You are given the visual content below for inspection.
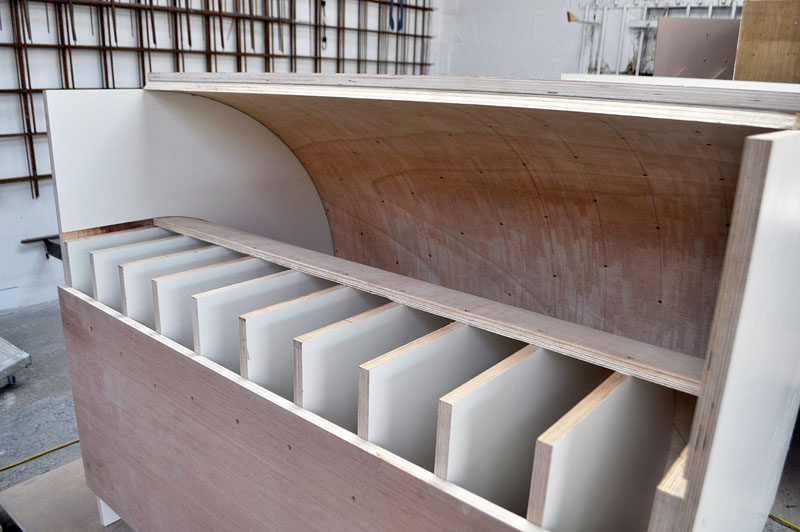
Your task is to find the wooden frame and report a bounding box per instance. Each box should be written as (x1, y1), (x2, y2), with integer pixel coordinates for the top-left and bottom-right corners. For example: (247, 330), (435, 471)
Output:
(49, 75), (800, 531)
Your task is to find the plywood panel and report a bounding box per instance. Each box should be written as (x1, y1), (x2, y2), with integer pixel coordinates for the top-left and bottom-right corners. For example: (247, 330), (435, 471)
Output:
(89, 236), (203, 311)
(153, 257), (283, 348)
(192, 271), (333, 372)
(156, 84), (776, 359)
(653, 17), (740, 79)
(734, 0), (800, 83)
(681, 131), (800, 529)
(59, 286), (541, 532)
(119, 246), (241, 329)
(648, 447), (688, 532)
(44, 90), (333, 254)
(528, 374), (673, 532)
(435, 347), (607, 515)
(240, 286), (387, 400)
(156, 217), (705, 395)
(295, 303), (450, 432)
(63, 226), (172, 294)
(359, 324), (524, 471)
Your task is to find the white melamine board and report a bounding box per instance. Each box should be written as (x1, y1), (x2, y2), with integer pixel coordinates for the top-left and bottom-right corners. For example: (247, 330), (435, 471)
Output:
(436, 347), (608, 516)
(153, 257), (283, 348)
(295, 303), (450, 432)
(63, 226), (172, 294)
(240, 286), (387, 400)
(358, 323), (525, 471)
(192, 271), (333, 372)
(688, 131), (800, 530)
(45, 90), (333, 254)
(90, 236), (203, 311)
(120, 246), (241, 329)
(529, 373), (673, 532)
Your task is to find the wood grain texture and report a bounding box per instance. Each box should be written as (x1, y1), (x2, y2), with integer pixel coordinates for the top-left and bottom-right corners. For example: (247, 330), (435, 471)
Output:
(238, 285), (386, 400)
(155, 217), (705, 395)
(648, 446), (688, 532)
(528, 373), (674, 532)
(358, 324), (524, 471)
(59, 286), (541, 532)
(435, 346), (607, 516)
(734, 0), (800, 83)
(680, 131), (800, 529)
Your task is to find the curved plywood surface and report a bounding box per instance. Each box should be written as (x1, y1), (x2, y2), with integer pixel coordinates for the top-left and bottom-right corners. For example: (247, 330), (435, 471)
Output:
(146, 76), (787, 358)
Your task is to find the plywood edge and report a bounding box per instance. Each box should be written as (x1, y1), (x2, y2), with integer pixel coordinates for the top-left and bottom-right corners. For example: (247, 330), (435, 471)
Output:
(60, 219), (155, 242)
(192, 269), (296, 301)
(434, 400), (453, 479)
(357, 365), (369, 440)
(240, 284), (344, 322)
(239, 316), (249, 379)
(153, 217), (704, 395)
(439, 345), (539, 406)
(358, 322), (463, 372)
(150, 256), (254, 284)
(536, 372), (627, 448)
(648, 446), (688, 532)
(292, 338), (303, 405)
(294, 301), (401, 344)
(58, 285), (543, 532)
(144, 78), (798, 129)
(147, 72), (800, 112)
(527, 441), (553, 524)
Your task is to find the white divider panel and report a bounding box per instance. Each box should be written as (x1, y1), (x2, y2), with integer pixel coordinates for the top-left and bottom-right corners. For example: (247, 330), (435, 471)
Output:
(648, 446), (688, 532)
(153, 257), (284, 348)
(239, 286), (387, 400)
(295, 303), (450, 432)
(192, 271), (333, 372)
(120, 246), (241, 329)
(435, 346), (608, 516)
(358, 323), (524, 471)
(64, 226), (172, 294)
(528, 373), (673, 532)
(90, 236), (203, 311)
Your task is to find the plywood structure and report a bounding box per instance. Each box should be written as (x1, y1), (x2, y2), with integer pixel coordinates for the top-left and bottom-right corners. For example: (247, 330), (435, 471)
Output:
(295, 303), (450, 432)
(47, 75), (800, 532)
(734, 0), (800, 83)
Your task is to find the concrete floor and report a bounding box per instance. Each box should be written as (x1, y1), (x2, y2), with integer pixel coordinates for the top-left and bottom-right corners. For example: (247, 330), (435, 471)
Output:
(0, 300), (797, 531)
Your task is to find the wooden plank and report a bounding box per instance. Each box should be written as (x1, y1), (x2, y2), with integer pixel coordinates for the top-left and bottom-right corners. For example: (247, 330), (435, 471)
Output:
(192, 271), (333, 372)
(239, 286), (387, 400)
(59, 286), (541, 532)
(734, 0), (800, 83)
(89, 236), (203, 311)
(153, 257), (283, 348)
(527, 373), (673, 531)
(119, 246), (241, 329)
(648, 447), (688, 532)
(62, 226), (172, 294)
(680, 130), (800, 529)
(155, 217), (705, 395)
(43, 90), (333, 254)
(148, 72), (800, 113)
(435, 346), (608, 516)
(295, 303), (450, 432)
(358, 324), (524, 471)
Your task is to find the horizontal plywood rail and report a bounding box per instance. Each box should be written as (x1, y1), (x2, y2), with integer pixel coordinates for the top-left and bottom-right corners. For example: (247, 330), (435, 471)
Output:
(154, 217), (704, 395)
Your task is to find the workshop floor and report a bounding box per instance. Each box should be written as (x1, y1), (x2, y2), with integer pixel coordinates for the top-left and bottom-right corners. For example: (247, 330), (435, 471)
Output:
(0, 300), (797, 531)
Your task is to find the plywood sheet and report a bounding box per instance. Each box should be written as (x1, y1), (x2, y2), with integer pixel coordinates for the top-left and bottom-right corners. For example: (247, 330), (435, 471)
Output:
(654, 17), (740, 79)
(735, 0), (800, 83)
(59, 286), (540, 532)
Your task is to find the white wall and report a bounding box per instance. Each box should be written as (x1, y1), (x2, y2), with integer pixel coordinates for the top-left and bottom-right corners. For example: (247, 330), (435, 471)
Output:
(0, 181), (64, 311)
(431, 0), (584, 79)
